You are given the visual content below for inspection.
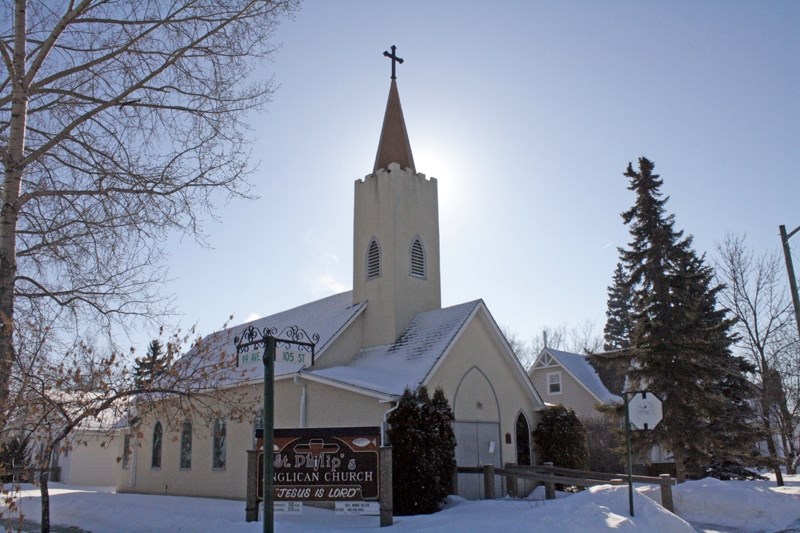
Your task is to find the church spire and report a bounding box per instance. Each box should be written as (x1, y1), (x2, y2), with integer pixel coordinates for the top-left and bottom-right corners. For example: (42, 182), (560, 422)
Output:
(373, 46), (415, 174)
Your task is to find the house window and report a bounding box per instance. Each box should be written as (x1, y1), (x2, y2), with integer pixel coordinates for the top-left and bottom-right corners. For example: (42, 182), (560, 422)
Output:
(122, 434), (131, 470)
(180, 420), (192, 469)
(515, 413), (532, 466)
(547, 372), (562, 395)
(410, 237), (426, 278)
(366, 238), (381, 280)
(213, 419), (226, 469)
(151, 421), (163, 468)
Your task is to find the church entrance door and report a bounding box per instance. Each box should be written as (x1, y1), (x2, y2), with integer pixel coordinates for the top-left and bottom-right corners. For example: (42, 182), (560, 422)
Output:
(453, 421), (502, 500)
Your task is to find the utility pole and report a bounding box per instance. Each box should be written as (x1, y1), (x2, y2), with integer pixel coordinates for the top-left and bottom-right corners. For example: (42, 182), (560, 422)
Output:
(779, 224), (800, 341)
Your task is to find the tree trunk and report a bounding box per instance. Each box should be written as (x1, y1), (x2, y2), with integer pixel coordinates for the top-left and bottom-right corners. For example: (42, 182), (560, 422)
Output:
(672, 444), (686, 484)
(761, 410), (784, 486)
(0, 0), (29, 417)
(39, 468), (50, 533)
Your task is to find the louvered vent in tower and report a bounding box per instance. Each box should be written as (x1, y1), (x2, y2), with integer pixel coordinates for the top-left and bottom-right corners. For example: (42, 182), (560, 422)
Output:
(367, 238), (381, 280)
(410, 237), (425, 278)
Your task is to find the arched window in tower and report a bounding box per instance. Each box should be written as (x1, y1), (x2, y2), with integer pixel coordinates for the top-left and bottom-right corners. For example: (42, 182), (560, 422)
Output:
(366, 238), (381, 280)
(515, 413), (532, 466)
(410, 236), (426, 278)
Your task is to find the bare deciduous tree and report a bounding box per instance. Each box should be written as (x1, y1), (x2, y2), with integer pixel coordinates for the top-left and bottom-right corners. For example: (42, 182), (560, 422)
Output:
(5, 317), (252, 532)
(716, 233), (800, 474)
(530, 320), (602, 357)
(0, 0), (299, 416)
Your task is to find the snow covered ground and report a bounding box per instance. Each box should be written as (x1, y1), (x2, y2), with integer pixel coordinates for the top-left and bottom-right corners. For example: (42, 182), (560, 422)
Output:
(2, 474), (799, 532)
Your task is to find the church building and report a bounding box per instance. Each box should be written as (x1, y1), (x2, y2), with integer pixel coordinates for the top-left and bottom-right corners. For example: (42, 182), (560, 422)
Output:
(116, 50), (544, 501)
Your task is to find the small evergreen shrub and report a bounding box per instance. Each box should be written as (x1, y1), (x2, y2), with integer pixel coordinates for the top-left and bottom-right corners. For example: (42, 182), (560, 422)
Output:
(533, 405), (588, 470)
(387, 386), (456, 515)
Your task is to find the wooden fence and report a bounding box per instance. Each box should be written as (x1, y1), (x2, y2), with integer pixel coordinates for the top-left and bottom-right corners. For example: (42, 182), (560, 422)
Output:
(457, 462), (675, 513)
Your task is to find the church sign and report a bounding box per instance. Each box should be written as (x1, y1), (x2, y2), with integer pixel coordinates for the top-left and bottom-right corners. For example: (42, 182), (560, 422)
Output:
(264, 426), (381, 502)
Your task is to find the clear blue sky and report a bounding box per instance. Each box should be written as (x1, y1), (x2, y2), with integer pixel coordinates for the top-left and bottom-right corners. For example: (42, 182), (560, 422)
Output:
(152, 1), (799, 352)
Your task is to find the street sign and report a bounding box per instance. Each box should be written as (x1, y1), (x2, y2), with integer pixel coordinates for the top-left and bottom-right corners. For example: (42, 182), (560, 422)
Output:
(627, 391), (663, 430)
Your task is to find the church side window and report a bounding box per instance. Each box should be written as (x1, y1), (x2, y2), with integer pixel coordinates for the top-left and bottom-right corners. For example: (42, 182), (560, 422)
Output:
(151, 421), (163, 468)
(122, 434), (131, 470)
(180, 419), (192, 469)
(515, 413), (532, 466)
(366, 238), (381, 280)
(410, 237), (426, 278)
(547, 372), (562, 395)
(212, 419), (226, 469)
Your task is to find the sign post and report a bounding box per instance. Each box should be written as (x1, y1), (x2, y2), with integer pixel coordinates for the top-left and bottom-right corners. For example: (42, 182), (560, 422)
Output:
(623, 390), (663, 517)
(235, 325), (318, 533)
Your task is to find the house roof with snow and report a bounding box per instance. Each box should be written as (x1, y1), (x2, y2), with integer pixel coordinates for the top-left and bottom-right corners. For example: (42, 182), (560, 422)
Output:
(533, 347), (622, 405)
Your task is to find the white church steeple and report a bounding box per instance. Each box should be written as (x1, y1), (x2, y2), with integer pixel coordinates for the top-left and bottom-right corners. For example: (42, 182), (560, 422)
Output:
(353, 47), (441, 347)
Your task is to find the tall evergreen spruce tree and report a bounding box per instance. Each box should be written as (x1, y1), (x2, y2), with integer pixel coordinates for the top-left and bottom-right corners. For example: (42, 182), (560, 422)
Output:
(388, 386), (456, 515)
(430, 388), (457, 501)
(133, 339), (169, 388)
(618, 157), (760, 482)
(593, 262), (636, 396)
(603, 262), (634, 352)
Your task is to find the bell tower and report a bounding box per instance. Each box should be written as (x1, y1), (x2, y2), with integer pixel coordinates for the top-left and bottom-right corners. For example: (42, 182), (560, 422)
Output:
(353, 47), (441, 347)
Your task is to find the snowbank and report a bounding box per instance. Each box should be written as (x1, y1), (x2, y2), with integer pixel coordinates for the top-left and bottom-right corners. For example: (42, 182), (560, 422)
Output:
(2, 476), (799, 532)
(672, 477), (800, 532)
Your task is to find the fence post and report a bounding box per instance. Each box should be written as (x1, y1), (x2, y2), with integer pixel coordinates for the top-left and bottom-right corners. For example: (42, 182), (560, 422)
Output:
(482, 464), (496, 500)
(505, 463), (516, 498)
(452, 464), (459, 495)
(545, 479), (555, 500)
(245, 450), (258, 522)
(659, 474), (674, 513)
(380, 446), (393, 527)
(543, 462), (555, 500)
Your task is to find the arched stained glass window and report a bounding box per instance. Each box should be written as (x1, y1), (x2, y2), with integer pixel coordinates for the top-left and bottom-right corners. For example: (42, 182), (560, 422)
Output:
(180, 419), (192, 469)
(515, 413), (531, 466)
(213, 419), (226, 469)
(367, 238), (381, 280)
(410, 237), (425, 278)
(151, 421), (163, 468)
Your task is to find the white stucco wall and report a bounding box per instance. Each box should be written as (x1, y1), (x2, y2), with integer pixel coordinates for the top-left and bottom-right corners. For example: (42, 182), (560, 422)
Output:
(60, 430), (119, 486)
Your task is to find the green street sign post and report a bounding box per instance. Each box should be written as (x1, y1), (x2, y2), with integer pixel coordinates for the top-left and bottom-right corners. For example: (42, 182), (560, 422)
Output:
(235, 325), (318, 533)
(623, 390), (663, 518)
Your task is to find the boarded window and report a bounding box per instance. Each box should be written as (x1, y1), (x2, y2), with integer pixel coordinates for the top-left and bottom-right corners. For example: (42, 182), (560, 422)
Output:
(180, 420), (192, 469)
(151, 422), (163, 468)
(410, 237), (425, 278)
(367, 238), (381, 280)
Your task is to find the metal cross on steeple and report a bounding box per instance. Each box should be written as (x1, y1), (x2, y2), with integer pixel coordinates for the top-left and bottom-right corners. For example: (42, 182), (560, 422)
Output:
(383, 45), (404, 80)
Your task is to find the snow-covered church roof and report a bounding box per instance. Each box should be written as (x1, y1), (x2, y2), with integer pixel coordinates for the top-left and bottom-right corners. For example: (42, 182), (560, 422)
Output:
(304, 299), (481, 398)
(176, 292), (487, 400)
(176, 292), (366, 389)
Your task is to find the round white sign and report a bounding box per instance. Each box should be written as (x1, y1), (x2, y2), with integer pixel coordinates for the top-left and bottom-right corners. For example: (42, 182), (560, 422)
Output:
(627, 391), (663, 430)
